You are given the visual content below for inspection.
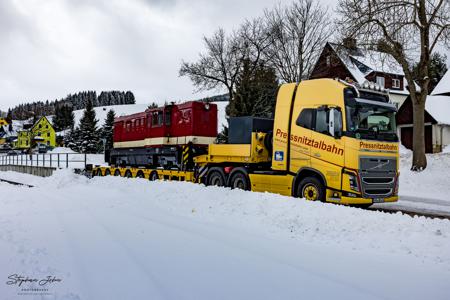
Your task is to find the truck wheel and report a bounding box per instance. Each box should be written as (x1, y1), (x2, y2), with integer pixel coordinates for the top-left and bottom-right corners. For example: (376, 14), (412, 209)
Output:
(230, 172), (250, 191)
(207, 170), (226, 187)
(125, 170), (132, 178)
(114, 169), (121, 176)
(96, 169), (103, 177)
(105, 169), (111, 176)
(136, 171), (144, 178)
(297, 177), (325, 201)
(149, 171), (159, 181)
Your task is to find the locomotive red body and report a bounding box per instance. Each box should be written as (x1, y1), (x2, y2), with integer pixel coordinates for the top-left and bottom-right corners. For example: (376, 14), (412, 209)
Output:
(108, 101), (218, 169)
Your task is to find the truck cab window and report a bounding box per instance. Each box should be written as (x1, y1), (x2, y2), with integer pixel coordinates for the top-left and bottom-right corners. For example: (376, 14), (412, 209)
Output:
(315, 110), (328, 134)
(296, 109), (313, 129)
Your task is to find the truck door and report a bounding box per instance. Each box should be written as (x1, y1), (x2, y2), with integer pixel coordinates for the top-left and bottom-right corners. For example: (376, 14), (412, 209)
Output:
(289, 107), (313, 173)
(309, 107), (344, 190)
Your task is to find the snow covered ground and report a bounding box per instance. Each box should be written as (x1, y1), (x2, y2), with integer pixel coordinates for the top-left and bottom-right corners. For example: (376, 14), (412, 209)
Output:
(372, 149), (450, 215)
(0, 170), (449, 299)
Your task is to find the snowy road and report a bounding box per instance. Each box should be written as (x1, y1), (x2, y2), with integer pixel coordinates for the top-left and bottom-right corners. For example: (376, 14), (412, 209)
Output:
(1, 171), (450, 299)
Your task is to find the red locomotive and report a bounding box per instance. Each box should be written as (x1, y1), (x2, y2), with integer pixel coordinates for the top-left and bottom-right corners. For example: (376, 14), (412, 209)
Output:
(108, 101), (218, 169)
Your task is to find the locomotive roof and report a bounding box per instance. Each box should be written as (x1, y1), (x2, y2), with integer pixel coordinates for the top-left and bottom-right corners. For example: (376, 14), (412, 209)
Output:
(114, 100), (215, 122)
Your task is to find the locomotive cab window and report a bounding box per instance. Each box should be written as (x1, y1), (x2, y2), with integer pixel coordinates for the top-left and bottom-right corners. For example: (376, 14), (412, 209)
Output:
(165, 108), (172, 126)
(152, 111), (163, 127)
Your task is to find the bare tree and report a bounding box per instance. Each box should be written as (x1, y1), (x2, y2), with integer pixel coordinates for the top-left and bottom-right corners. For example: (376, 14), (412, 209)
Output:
(264, 0), (332, 82)
(179, 28), (242, 102)
(179, 18), (273, 102)
(337, 0), (450, 171)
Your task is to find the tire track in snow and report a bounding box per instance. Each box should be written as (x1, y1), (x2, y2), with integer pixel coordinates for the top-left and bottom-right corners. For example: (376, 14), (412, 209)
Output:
(116, 205), (389, 300)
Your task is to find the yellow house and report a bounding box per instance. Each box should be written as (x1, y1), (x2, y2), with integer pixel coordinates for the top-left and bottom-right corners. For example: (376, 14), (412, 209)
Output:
(0, 118), (9, 126)
(30, 116), (56, 148)
(15, 131), (31, 149)
(13, 116), (56, 150)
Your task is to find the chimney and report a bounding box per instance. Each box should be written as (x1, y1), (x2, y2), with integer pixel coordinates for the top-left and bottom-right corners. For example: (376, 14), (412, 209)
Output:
(343, 37), (357, 50)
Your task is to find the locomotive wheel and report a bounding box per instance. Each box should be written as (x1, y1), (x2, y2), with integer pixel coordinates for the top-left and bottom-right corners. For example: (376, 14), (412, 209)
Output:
(207, 170), (226, 187)
(114, 169), (121, 176)
(136, 171), (144, 178)
(125, 170), (132, 178)
(149, 171), (159, 181)
(297, 177), (325, 201)
(105, 169), (111, 176)
(230, 172), (250, 191)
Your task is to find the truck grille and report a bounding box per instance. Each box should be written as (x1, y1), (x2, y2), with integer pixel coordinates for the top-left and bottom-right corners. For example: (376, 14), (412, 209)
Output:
(359, 157), (397, 198)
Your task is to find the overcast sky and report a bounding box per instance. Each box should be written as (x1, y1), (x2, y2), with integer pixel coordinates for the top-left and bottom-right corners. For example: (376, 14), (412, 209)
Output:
(0, 0), (448, 111)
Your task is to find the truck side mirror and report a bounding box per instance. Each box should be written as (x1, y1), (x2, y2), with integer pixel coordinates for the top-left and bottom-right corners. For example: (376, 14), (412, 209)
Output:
(328, 108), (342, 138)
(328, 108), (335, 137)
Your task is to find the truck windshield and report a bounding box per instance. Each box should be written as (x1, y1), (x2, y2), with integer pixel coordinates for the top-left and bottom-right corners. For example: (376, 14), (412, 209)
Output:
(345, 99), (398, 142)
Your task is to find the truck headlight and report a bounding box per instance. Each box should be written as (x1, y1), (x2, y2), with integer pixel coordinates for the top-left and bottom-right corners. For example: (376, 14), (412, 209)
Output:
(349, 174), (360, 192)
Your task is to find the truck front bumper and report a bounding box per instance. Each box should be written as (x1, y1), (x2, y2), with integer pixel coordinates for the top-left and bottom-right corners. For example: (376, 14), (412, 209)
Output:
(332, 195), (398, 205)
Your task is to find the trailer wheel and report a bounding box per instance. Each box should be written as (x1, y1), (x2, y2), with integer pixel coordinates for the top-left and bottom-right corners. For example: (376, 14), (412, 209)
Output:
(114, 169), (121, 176)
(297, 177), (325, 201)
(136, 171), (144, 178)
(230, 172), (250, 191)
(149, 171), (159, 181)
(105, 169), (111, 176)
(125, 170), (132, 178)
(207, 169), (226, 187)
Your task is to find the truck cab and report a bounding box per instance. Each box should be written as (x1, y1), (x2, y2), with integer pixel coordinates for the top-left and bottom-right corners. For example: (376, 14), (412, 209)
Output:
(271, 79), (399, 205)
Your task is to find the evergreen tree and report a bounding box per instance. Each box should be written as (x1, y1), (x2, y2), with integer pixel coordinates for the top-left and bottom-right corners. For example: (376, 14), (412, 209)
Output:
(77, 99), (101, 153)
(101, 109), (116, 150)
(148, 102), (159, 109)
(413, 52), (448, 95)
(227, 59), (278, 118)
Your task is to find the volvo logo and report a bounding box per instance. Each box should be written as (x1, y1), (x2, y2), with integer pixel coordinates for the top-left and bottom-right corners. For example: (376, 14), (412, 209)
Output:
(369, 160), (390, 170)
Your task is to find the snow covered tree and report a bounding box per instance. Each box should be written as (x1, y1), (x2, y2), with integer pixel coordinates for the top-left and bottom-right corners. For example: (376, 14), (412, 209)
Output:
(77, 99), (101, 153)
(101, 109), (116, 151)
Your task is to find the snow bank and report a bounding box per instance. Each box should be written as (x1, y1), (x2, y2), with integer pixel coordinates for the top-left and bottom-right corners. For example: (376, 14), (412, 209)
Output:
(0, 170), (449, 299)
(399, 151), (450, 202)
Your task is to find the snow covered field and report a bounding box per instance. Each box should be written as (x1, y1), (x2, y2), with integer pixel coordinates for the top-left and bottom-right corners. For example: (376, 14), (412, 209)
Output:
(0, 170), (449, 299)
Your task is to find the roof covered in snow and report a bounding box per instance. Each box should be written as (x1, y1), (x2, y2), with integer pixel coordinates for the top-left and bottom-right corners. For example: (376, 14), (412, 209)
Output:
(426, 95), (450, 125)
(328, 43), (409, 95)
(431, 70), (450, 96)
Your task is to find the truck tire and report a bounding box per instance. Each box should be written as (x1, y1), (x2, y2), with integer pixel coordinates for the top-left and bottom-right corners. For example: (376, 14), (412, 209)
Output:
(105, 169), (111, 176)
(136, 171), (145, 178)
(96, 169), (103, 177)
(297, 177), (325, 201)
(125, 170), (132, 178)
(207, 169), (226, 187)
(149, 171), (159, 181)
(114, 169), (121, 176)
(230, 172), (250, 191)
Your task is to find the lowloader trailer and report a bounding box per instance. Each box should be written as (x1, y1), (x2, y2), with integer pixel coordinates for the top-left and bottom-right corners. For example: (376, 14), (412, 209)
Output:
(92, 79), (399, 207)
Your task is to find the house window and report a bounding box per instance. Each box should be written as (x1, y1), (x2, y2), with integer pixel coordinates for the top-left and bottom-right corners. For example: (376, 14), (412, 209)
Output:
(392, 78), (401, 88)
(39, 124), (42, 128)
(326, 56), (331, 67)
(46, 125), (48, 129)
(47, 133), (50, 137)
(376, 76), (385, 88)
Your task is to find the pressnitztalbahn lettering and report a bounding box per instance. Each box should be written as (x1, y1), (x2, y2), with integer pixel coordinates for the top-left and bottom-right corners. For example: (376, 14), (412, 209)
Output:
(275, 129), (344, 156)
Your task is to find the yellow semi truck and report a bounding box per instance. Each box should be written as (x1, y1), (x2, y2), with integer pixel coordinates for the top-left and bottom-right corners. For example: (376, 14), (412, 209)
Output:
(93, 78), (399, 207)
